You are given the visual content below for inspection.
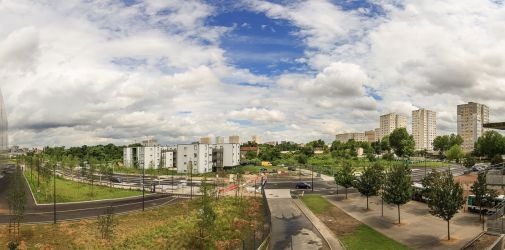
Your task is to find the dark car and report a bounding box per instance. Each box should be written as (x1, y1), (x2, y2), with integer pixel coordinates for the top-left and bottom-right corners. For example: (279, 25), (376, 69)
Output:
(287, 166), (295, 171)
(259, 168), (268, 172)
(110, 176), (123, 183)
(295, 182), (312, 189)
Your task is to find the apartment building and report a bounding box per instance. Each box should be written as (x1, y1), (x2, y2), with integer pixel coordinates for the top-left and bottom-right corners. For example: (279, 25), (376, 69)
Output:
(379, 113), (407, 139)
(251, 135), (260, 144)
(335, 132), (367, 143)
(123, 145), (177, 169)
(365, 130), (376, 143)
(457, 102), (489, 152)
(229, 135), (240, 144)
(199, 136), (211, 144)
(215, 136), (224, 144)
(412, 109), (437, 151)
(176, 143), (240, 174)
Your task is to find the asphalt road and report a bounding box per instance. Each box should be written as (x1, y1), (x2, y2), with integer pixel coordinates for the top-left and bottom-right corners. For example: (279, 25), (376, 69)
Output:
(0, 193), (186, 224)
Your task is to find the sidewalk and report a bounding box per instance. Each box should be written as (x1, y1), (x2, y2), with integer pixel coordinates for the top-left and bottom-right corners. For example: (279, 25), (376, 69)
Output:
(265, 189), (329, 250)
(325, 193), (482, 250)
(293, 198), (344, 250)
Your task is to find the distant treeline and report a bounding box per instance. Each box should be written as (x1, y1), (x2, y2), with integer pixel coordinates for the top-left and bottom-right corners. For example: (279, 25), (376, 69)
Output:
(38, 144), (124, 162)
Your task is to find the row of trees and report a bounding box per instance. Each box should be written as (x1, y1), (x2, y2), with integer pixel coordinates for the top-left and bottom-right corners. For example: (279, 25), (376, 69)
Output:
(335, 162), (466, 240)
(40, 144), (123, 163)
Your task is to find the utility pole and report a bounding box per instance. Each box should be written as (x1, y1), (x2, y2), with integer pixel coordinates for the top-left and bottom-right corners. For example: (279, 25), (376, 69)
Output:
(189, 161), (193, 200)
(311, 165), (314, 192)
(53, 163), (57, 224)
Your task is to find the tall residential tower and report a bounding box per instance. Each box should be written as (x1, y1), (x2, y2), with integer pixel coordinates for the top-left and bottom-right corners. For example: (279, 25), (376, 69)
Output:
(412, 109), (437, 151)
(379, 113), (407, 140)
(457, 102), (489, 152)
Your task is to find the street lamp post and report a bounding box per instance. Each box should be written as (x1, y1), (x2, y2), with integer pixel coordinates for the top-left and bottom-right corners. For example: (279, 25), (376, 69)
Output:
(142, 163), (145, 211)
(311, 165), (314, 192)
(53, 163), (57, 224)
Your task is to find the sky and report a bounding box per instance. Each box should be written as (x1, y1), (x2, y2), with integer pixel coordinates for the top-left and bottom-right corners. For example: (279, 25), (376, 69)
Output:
(1, 0), (505, 148)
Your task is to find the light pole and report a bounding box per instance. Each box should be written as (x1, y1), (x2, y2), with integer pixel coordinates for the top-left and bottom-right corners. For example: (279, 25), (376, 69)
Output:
(53, 162), (57, 224)
(311, 165), (314, 192)
(142, 162), (145, 211)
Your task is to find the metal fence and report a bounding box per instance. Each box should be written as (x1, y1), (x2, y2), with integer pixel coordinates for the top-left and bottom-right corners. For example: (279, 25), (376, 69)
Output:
(239, 187), (271, 250)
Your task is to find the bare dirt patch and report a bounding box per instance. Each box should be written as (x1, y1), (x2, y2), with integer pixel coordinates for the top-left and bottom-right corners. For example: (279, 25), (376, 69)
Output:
(318, 205), (361, 237)
(463, 233), (500, 250)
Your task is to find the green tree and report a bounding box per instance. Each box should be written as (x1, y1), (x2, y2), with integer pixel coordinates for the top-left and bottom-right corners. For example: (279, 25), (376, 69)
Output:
(491, 155), (504, 166)
(433, 134), (463, 157)
(444, 144), (464, 163)
(463, 155), (476, 168)
(383, 164), (413, 224)
(197, 178), (217, 247)
(334, 162), (355, 199)
(380, 135), (391, 153)
(7, 166), (26, 239)
(423, 171), (465, 240)
(296, 153), (308, 165)
(355, 162), (384, 209)
(471, 171), (496, 221)
(97, 206), (117, 241)
(474, 131), (505, 158)
(389, 128), (415, 158)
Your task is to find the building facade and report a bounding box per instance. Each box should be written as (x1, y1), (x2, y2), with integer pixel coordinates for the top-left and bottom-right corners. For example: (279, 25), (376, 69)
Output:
(412, 109), (437, 151)
(123, 145), (177, 169)
(364, 130), (376, 143)
(335, 133), (367, 143)
(379, 113), (407, 140)
(0, 88), (7, 152)
(251, 135), (260, 144)
(199, 136), (211, 144)
(215, 136), (224, 144)
(229, 135), (240, 144)
(176, 143), (240, 174)
(457, 102), (489, 152)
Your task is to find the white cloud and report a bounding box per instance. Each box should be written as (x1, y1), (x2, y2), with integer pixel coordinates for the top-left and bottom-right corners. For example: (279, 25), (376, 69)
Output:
(229, 108), (286, 123)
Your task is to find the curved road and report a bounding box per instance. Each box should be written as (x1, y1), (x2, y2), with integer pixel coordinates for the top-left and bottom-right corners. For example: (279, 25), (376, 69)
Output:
(0, 171), (188, 224)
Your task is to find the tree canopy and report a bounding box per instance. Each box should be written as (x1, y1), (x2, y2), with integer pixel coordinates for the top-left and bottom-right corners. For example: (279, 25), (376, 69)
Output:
(383, 164), (413, 224)
(335, 162), (355, 199)
(433, 134), (463, 156)
(474, 131), (505, 159)
(388, 128), (415, 158)
(444, 144), (465, 163)
(355, 162), (384, 209)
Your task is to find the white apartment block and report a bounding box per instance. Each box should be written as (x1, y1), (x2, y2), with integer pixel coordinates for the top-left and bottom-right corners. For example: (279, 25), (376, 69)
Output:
(123, 145), (177, 169)
(176, 143), (241, 174)
(374, 128), (381, 142)
(335, 133), (367, 143)
(199, 136), (211, 144)
(379, 113), (407, 140)
(177, 144), (214, 174)
(412, 109), (437, 151)
(457, 102), (489, 152)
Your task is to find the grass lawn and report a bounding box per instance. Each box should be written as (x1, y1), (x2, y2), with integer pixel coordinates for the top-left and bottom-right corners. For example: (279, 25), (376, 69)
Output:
(340, 224), (411, 250)
(0, 197), (266, 249)
(301, 194), (411, 250)
(25, 171), (142, 203)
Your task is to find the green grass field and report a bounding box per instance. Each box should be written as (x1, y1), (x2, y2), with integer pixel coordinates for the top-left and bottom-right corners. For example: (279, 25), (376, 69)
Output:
(25, 171), (142, 203)
(340, 224), (411, 250)
(0, 197), (265, 249)
(300, 194), (333, 214)
(301, 195), (411, 250)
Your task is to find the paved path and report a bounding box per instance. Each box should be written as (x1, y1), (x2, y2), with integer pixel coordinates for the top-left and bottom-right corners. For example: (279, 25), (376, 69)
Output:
(265, 189), (329, 250)
(325, 193), (482, 250)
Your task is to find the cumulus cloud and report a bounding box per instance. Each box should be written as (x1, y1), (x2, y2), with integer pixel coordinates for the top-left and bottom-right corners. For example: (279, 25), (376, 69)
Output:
(229, 108), (286, 123)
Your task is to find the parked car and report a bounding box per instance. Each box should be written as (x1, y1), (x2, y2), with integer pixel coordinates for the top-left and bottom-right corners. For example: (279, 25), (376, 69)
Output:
(270, 169), (277, 173)
(472, 165), (485, 172)
(295, 182), (311, 189)
(259, 168), (268, 172)
(110, 176), (123, 183)
(287, 166), (295, 171)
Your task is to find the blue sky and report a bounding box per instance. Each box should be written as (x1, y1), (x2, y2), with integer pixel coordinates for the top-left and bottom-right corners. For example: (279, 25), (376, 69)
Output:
(2, 0), (505, 147)
(208, 9), (306, 75)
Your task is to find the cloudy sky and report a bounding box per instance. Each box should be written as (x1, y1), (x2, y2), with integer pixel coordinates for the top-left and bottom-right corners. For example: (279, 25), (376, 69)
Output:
(1, 0), (505, 147)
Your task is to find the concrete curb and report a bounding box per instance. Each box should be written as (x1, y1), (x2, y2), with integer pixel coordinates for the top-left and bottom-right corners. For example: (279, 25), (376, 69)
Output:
(293, 198), (345, 250)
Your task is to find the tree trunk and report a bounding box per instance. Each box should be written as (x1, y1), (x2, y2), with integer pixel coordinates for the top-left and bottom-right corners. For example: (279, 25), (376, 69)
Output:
(381, 196), (384, 216)
(397, 204), (401, 224)
(366, 196), (369, 210)
(345, 188), (348, 199)
(447, 220), (450, 240)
